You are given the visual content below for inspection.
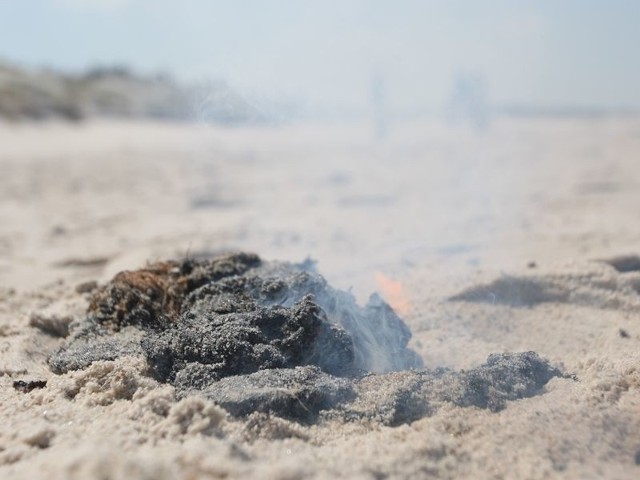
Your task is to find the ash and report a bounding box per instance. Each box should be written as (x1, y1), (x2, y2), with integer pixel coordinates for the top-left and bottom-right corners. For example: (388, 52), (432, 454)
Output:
(49, 253), (563, 423)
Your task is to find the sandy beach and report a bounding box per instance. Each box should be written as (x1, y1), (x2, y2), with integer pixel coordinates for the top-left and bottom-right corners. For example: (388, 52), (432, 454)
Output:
(1, 117), (639, 479)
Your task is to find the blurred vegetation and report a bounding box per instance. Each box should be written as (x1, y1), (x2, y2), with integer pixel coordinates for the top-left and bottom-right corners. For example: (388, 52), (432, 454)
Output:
(0, 60), (264, 124)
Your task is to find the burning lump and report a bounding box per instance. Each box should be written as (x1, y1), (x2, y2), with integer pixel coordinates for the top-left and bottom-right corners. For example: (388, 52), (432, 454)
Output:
(51, 253), (421, 377)
(49, 253), (564, 423)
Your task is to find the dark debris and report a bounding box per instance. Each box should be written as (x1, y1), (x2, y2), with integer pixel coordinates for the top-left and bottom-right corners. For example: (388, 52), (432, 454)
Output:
(48, 252), (564, 424)
(13, 380), (47, 393)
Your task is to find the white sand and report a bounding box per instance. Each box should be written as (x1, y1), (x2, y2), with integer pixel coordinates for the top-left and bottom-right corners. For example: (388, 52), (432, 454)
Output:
(0, 118), (639, 479)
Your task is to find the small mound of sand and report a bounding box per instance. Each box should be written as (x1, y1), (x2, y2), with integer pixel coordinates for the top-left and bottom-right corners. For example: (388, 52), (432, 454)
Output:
(449, 265), (640, 310)
(600, 254), (640, 273)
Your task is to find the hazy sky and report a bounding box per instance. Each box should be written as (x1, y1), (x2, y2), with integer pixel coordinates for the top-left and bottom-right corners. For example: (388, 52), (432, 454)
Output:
(1, 0), (639, 113)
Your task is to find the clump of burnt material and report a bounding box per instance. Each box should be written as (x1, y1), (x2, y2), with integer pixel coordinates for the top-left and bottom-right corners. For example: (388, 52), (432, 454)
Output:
(338, 351), (564, 426)
(449, 351), (563, 411)
(49, 252), (564, 424)
(144, 294), (355, 385)
(51, 253), (419, 380)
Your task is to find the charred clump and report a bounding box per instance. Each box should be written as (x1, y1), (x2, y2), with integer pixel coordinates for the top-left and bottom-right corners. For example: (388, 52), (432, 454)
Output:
(51, 253), (421, 380)
(143, 294), (356, 386)
(48, 252), (564, 424)
(451, 351), (564, 411)
(334, 351), (564, 426)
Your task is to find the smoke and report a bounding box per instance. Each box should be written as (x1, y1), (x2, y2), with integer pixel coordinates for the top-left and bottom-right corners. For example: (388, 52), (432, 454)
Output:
(250, 260), (423, 373)
(3, 1), (640, 124)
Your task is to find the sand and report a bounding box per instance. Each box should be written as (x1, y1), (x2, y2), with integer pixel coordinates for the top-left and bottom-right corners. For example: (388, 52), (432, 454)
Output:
(0, 117), (639, 479)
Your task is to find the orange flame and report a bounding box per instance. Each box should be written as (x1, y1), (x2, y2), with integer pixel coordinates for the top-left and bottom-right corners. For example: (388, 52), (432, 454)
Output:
(374, 271), (411, 316)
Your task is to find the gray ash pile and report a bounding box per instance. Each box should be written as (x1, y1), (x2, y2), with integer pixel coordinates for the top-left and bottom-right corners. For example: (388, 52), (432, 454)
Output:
(49, 253), (564, 423)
